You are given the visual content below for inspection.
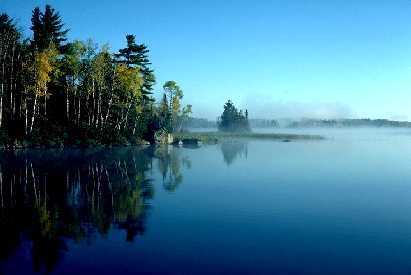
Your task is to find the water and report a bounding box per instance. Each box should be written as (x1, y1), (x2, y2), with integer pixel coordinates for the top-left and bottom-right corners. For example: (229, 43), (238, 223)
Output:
(1, 128), (411, 274)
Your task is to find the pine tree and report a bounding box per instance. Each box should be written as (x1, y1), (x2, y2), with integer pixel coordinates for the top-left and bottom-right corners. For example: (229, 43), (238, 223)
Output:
(30, 7), (43, 51)
(30, 5), (68, 51)
(115, 35), (155, 101)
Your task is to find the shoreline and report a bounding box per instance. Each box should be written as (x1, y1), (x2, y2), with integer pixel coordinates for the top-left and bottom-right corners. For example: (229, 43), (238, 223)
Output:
(173, 131), (325, 144)
(0, 132), (324, 150)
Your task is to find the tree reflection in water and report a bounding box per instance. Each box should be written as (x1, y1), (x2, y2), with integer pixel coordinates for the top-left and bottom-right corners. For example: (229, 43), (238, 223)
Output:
(155, 145), (191, 192)
(0, 143), (251, 273)
(220, 141), (248, 166)
(0, 146), (182, 273)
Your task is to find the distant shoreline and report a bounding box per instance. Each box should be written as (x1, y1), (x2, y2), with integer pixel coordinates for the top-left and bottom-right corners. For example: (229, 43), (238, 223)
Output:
(184, 118), (411, 129)
(173, 131), (324, 144)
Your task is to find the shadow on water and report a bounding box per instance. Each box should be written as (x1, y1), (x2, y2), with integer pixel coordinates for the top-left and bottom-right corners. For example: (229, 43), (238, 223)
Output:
(0, 146), (191, 273)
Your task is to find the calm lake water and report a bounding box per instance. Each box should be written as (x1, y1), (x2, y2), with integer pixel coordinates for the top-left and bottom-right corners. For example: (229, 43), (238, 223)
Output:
(1, 128), (411, 275)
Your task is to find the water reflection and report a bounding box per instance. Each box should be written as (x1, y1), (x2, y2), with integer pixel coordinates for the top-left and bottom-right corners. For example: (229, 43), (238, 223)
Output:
(220, 141), (248, 166)
(0, 147), (186, 273)
(0, 143), (248, 273)
(155, 146), (191, 192)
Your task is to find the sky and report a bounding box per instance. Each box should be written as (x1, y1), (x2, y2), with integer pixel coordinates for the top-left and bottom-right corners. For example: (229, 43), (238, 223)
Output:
(2, 0), (411, 120)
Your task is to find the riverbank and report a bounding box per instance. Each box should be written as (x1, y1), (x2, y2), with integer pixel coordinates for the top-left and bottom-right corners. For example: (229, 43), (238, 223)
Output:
(0, 131), (324, 150)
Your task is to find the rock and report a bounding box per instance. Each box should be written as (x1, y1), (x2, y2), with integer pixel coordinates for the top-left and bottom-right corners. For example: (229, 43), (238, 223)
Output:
(154, 130), (174, 144)
(181, 138), (199, 145)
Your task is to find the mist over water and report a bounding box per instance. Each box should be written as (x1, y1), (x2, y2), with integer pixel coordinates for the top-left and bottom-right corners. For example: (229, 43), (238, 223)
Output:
(253, 126), (411, 141)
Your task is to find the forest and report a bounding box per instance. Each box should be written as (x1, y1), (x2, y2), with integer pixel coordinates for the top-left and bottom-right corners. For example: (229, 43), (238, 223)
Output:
(0, 5), (191, 148)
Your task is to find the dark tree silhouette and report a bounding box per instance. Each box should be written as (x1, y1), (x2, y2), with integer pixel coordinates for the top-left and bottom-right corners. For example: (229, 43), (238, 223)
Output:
(218, 100), (250, 132)
(30, 5), (68, 51)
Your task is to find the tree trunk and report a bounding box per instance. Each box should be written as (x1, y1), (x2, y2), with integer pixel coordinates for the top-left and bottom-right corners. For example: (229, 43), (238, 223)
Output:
(0, 84), (3, 128)
(104, 91), (113, 129)
(30, 93), (38, 134)
(66, 86), (70, 121)
(78, 91), (81, 125)
(44, 95), (47, 117)
(25, 104), (28, 136)
(10, 42), (15, 119)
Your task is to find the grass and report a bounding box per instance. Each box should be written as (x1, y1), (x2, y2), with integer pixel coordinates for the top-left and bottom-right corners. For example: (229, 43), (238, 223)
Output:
(173, 131), (324, 144)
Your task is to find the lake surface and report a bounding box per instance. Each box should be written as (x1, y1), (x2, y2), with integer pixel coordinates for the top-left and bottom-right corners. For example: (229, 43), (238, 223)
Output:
(1, 128), (411, 274)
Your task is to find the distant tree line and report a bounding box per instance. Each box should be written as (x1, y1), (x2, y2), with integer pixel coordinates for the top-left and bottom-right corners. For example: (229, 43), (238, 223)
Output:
(182, 117), (217, 129)
(0, 5), (190, 147)
(287, 118), (411, 128)
(249, 119), (279, 128)
(185, 117), (411, 130)
(183, 118), (280, 129)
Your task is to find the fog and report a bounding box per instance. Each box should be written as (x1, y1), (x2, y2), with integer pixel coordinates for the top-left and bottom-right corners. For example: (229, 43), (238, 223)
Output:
(251, 126), (411, 141)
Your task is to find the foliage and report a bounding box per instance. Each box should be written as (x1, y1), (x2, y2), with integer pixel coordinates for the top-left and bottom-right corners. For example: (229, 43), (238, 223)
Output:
(217, 100), (250, 132)
(0, 5), (190, 147)
(159, 81), (192, 132)
(30, 5), (68, 51)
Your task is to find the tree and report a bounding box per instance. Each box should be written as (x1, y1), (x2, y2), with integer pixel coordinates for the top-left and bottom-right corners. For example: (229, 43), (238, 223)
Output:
(29, 48), (55, 133)
(158, 93), (170, 131)
(115, 35), (155, 101)
(218, 100), (250, 132)
(161, 81), (191, 132)
(0, 13), (21, 130)
(112, 64), (143, 132)
(0, 5), (190, 146)
(61, 40), (86, 122)
(30, 5), (68, 51)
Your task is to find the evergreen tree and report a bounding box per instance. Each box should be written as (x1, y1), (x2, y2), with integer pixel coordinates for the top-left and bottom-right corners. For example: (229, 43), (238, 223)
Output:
(30, 5), (68, 51)
(218, 100), (250, 132)
(115, 35), (155, 101)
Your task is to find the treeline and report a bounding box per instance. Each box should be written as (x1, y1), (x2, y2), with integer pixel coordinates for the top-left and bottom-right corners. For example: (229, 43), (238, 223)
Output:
(287, 118), (411, 128)
(184, 118), (280, 129)
(0, 5), (190, 147)
(182, 117), (217, 129)
(249, 119), (279, 128)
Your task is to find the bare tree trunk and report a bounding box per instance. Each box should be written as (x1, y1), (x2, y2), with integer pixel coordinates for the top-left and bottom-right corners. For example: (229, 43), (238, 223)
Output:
(30, 92), (38, 134)
(10, 41), (15, 119)
(132, 120), (137, 136)
(66, 86), (70, 121)
(74, 89), (77, 126)
(91, 80), (95, 126)
(44, 95), (47, 117)
(0, 51), (5, 128)
(122, 102), (132, 130)
(25, 101), (28, 136)
(0, 164), (3, 208)
(0, 86), (3, 128)
(103, 91), (113, 129)
(78, 91), (81, 125)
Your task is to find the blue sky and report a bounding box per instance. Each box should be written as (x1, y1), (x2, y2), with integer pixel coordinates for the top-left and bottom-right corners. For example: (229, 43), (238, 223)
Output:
(2, 0), (411, 120)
